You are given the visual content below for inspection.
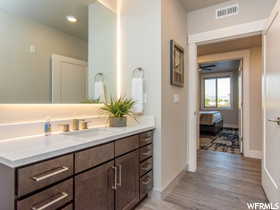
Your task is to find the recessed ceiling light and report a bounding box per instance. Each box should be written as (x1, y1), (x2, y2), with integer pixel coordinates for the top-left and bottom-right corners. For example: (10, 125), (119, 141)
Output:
(66, 16), (78, 23)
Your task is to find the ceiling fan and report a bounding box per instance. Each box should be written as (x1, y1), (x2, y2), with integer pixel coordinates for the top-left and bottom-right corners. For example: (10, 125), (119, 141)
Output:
(199, 64), (216, 72)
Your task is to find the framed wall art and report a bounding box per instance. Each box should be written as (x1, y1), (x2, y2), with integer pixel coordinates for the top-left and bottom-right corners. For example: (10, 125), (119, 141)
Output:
(170, 40), (184, 87)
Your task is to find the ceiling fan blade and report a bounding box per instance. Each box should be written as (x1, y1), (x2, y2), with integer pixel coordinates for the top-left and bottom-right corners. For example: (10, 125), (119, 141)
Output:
(200, 64), (216, 69)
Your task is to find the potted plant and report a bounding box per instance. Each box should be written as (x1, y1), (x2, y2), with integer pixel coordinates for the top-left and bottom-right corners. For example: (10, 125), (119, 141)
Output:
(101, 97), (135, 127)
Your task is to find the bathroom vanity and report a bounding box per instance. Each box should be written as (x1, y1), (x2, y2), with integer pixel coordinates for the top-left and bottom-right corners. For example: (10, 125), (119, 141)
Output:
(0, 122), (154, 210)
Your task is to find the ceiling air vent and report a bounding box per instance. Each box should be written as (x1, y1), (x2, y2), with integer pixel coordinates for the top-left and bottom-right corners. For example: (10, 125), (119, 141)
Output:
(216, 4), (239, 19)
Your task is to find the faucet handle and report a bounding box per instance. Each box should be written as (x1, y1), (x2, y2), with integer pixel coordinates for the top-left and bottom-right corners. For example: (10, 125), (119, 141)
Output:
(59, 124), (70, 132)
(80, 120), (91, 130)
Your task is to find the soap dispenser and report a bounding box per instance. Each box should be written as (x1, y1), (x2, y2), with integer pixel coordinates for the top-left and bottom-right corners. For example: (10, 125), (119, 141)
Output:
(44, 117), (52, 136)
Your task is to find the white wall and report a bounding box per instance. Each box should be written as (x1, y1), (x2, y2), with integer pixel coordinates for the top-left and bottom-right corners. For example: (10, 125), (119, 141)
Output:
(118, 0), (163, 190)
(98, 0), (117, 12)
(89, 2), (117, 99)
(161, 0), (188, 190)
(188, 0), (276, 34)
(119, 0), (188, 191)
(0, 104), (101, 124)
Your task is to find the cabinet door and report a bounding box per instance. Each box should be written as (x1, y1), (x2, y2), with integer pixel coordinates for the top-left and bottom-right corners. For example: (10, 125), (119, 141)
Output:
(75, 161), (115, 210)
(116, 150), (139, 210)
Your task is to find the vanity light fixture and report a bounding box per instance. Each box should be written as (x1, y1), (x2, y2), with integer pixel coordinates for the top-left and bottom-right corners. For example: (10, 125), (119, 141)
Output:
(66, 15), (78, 23)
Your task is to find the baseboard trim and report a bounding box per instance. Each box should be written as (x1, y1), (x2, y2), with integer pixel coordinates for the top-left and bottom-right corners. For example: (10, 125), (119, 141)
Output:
(223, 123), (238, 129)
(161, 169), (186, 199)
(150, 189), (162, 200)
(151, 168), (186, 199)
(262, 167), (279, 203)
(245, 150), (262, 159)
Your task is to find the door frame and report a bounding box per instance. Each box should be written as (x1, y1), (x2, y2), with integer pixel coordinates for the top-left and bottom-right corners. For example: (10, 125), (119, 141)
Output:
(187, 19), (267, 172)
(197, 50), (249, 157)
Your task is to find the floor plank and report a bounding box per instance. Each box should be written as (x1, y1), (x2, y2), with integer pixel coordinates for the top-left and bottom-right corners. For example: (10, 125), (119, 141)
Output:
(137, 150), (266, 210)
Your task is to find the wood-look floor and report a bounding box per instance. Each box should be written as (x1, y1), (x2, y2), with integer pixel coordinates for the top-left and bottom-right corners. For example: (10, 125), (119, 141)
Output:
(137, 150), (267, 210)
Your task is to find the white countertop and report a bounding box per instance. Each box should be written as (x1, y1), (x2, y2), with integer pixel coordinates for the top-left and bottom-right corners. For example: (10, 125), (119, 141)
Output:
(0, 116), (155, 168)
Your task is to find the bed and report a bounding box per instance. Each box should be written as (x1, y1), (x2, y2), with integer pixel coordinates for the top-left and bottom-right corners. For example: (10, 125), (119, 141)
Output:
(200, 111), (223, 135)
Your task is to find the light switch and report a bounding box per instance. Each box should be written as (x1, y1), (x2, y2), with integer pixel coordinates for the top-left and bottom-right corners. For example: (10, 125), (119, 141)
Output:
(173, 94), (180, 104)
(30, 45), (36, 53)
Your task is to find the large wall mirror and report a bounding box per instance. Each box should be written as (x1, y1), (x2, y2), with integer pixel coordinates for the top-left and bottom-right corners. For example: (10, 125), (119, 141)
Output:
(0, 0), (117, 104)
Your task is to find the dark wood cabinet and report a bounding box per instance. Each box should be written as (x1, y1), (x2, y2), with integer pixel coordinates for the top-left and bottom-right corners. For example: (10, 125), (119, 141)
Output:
(17, 179), (73, 210)
(2, 130), (153, 210)
(17, 154), (74, 197)
(115, 135), (139, 157)
(115, 150), (139, 210)
(140, 171), (153, 200)
(60, 203), (73, 210)
(75, 143), (114, 173)
(75, 161), (115, 210)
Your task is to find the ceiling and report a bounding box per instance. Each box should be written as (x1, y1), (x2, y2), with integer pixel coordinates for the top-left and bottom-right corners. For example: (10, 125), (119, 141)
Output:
(180, 0), (231, 11)
(198, 35), (262, 56)
(200, 60), (241, 73)
(0, 0), (97, 41)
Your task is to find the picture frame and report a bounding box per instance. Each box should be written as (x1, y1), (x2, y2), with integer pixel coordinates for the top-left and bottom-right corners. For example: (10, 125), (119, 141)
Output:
(170, 40), (184, 87)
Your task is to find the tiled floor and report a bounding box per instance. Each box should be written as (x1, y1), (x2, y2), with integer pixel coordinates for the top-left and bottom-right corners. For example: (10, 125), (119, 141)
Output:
(137, 150), (266, 210)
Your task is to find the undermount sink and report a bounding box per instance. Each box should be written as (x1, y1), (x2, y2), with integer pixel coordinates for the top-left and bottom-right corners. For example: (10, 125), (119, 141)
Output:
(63, 127), (126, 139)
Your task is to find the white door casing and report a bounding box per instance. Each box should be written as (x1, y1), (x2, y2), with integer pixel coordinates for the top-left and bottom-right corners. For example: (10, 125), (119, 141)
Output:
(52, 55), (88, 104)
(238, 60), (244, 154)
(198, 50), (251, 158)
(262, 0), (280, 203)
(187, 19), (266, 172)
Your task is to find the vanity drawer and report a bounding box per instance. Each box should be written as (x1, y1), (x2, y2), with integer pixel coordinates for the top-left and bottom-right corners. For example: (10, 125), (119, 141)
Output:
(140, 157), (153, 177)
(139, 144), (153, 162)
(75, 142), (114, 173)
(140, 171), (153, 200)
(60, 203), (73, 210)
(17, 178), (73, 210)
(17, 154), (74, 197)
(115, 135), (139, 157)
(139, 131), (153, 147)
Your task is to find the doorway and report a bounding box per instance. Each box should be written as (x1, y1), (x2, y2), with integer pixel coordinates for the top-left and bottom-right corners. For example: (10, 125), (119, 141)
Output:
(187, 33), (263, 172)
(198, 59), (242, 155)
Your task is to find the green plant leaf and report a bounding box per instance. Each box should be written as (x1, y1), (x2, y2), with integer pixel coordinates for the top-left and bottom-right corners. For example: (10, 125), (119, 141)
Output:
(100, 97), (136, 118)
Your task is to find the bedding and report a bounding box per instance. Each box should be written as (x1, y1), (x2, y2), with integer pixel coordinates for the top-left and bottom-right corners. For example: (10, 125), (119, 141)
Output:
(200, 111), (223, 135)
(200, 111), (223, 126)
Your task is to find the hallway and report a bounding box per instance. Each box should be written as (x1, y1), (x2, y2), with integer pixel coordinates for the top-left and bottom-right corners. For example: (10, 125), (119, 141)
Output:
(137, 151), (267, 210)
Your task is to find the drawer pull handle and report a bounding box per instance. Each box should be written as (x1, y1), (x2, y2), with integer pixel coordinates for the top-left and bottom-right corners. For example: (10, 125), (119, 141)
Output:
(32, 167), (69, 182)
(142, 177), (152, 185)
(142, 164), (152, 171)
(112, 166), (117, 190)
(31, 192), (68, 210)
(143, 137), (152, 142)
(142, 152), (152, 157)
(117, 164), (122, 187)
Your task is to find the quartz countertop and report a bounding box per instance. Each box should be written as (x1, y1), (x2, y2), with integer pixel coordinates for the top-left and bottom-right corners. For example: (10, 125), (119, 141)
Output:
(0, 116), (155, 168)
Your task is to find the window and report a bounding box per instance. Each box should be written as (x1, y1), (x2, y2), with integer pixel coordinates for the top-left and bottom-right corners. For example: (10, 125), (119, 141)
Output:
(203, 77), (231, 109)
